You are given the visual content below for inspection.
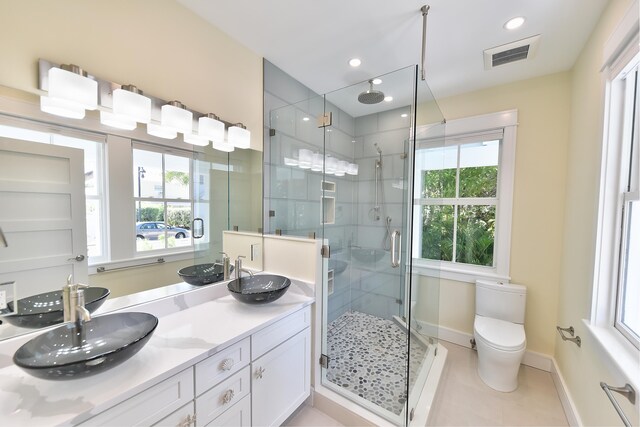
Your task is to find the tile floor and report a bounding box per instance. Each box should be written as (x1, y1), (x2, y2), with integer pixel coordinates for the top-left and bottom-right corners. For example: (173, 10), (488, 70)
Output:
(286, 341), (568, 426)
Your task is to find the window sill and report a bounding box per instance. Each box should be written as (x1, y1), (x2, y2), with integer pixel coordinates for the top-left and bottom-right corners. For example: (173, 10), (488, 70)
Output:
(89, 251), (194, 275)
(582, 319), (640, 391)
(411, 259), (510, 283)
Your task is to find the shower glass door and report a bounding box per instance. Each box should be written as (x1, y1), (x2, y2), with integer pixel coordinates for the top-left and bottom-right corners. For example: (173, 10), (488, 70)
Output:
(320, 66), (420, 425)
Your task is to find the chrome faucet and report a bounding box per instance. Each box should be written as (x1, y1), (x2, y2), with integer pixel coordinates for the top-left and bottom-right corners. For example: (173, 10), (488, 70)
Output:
(62, 276), (92, 327)
(234, 255), (254, 280)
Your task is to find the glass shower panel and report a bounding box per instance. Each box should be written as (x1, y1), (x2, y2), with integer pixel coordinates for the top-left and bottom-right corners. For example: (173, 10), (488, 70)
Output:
(321, 66), (416, 424)
(406, 74), (445, 425)
(266, 96), (326, 238)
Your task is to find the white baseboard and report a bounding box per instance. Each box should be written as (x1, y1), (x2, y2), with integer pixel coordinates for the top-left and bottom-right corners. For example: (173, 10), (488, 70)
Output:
(416, 320), (552, 372)
(550, 358), (582, 427)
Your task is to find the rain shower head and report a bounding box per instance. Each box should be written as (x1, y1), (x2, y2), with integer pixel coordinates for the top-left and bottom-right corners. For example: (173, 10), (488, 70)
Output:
(358, 79), (385, 104)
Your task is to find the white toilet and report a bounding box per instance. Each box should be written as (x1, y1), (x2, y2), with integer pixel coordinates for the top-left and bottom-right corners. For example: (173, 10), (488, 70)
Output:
(474, 280), (527, 392)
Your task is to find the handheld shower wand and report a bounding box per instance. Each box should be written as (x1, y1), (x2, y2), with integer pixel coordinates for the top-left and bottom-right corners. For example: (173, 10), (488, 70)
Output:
(372, 143), (383, 221)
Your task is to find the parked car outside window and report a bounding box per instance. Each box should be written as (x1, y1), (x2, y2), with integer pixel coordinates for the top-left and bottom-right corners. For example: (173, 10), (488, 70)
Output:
(135, 222), (190, 240)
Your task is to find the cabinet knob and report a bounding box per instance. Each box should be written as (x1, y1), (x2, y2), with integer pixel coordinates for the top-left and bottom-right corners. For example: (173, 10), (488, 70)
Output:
(178, 414), (192, 427)
(220, 358), (234, 371)
(256, 366), (266, 379)
(222, 389), (235, 404)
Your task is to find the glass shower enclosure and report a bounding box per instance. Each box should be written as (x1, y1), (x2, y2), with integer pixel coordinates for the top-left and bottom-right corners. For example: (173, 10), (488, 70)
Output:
(265, 64), (445, 425)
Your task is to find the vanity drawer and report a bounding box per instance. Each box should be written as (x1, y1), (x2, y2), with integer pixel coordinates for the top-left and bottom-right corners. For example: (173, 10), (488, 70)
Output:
(152, 402), (194, 427)
(195, 337), (250, 396)
(195, 366), (251, 426)
(251, 306), (311, 360)
(81, 368), (194, 426)
(204, 395), (250, 427)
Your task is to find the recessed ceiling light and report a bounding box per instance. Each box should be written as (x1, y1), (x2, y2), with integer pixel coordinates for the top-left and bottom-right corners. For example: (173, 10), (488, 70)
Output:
(302, 117), (310, 121)
(349, 58), (362, 67)
(372, 78), (382, 85)
(401, 113), (408, 118)
(384, 96), (393, 102)
(504, 16), (525, 30)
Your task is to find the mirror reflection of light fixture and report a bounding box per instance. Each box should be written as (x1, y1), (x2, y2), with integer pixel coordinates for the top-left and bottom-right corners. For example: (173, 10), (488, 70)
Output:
(346, 163), (359, 175)
(40, 64), (97, 119)
(212, 139), (235, 152)
(112, 85), (151, 123)
(147, 123), (177, 140)
(199, 114), (225, 144)
(183, 132), (209, 146)
(228, 123), (251, 149)
(100, 110), (137, 130)
(161, 101), (192, 134)
(40, 96), (86, 119)
(311, 153), (324, 172)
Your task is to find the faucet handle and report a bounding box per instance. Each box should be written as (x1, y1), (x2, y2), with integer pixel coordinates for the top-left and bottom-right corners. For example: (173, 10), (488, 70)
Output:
(219, 251), (229, 259)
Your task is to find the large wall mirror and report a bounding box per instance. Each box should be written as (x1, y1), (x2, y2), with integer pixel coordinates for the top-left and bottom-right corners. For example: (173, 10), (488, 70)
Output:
(0, 85), (263, 341)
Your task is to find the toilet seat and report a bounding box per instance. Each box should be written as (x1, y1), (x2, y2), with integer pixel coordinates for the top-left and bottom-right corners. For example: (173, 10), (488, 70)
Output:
(474, 315), (526, 352)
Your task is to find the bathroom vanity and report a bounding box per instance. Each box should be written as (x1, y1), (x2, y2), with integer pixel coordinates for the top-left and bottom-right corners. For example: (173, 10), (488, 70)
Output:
(0, 277), (314, 426)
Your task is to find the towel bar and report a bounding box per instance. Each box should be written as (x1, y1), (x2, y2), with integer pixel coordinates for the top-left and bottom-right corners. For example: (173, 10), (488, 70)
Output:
(556, 325), (581, 347)
(600, 382), (636, 427)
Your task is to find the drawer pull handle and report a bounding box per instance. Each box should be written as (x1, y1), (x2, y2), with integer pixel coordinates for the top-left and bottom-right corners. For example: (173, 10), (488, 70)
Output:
(256, 366), (266, 379)
(222, 389), (235, 404)
(220, 358), (234, 371)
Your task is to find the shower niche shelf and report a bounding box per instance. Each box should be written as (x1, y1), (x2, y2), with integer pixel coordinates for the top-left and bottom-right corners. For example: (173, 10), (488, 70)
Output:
(322, 196), (335, 225)
(321, 180), (336, 192)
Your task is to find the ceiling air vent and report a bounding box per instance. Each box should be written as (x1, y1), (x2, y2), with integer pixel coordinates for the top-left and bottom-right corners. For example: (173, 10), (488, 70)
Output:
(484, 35), (541, 70)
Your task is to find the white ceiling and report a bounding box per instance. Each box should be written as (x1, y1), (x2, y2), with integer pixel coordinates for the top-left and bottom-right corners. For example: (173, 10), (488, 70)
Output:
(178, 0), (608, 117)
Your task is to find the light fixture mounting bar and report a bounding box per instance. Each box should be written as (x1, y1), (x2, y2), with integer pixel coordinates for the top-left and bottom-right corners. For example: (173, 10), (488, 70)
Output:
(37, 58), (238, 129)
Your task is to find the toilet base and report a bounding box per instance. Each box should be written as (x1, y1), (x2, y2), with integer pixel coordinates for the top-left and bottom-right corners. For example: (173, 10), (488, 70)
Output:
(476, 338), (524, 392)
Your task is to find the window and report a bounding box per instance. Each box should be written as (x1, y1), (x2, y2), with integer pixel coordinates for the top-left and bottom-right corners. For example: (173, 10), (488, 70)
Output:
(412, 111), (517, 281)
(590, 7), (639, 381)
(133, 145), (193, 253)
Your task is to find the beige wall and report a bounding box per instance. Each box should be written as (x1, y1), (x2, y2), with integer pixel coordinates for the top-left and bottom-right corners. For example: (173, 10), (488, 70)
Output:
(0, 0), (263, 150)
(416, 72), (572, 356)
(556, 0), (638, 425)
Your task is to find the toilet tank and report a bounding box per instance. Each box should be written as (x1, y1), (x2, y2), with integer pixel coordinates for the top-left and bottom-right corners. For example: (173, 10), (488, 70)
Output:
(475, 280), (527, 324)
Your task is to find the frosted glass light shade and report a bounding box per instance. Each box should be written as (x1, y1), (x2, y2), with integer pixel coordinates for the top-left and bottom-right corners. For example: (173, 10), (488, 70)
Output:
(228, 125), (251, 149)
(147, 123), (177, 139)
(48, 67), (98, 110)
(311, 153), (324, 172)
(325, 157), (338, 174)
(199, 116), (225, 144)
(161, 103), (193, 134)
(100, 111), (137, 130)
(113, 88), (151, 123)
(335, 160), (349, 177)
(184, 133), (209, 146)
(212, 140), (235, 152)
(40, 96), (85, 119)
(284, 157), (298, 166)
(346, 163), (359, 175)
(298, 149), (312, 169)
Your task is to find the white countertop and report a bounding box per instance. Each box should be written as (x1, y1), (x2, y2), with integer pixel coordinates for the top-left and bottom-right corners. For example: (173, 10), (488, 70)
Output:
(0, 276), (314, 426)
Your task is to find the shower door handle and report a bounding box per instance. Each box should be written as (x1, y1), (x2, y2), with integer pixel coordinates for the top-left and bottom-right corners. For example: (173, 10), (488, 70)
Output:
(391, 230), (401, 268)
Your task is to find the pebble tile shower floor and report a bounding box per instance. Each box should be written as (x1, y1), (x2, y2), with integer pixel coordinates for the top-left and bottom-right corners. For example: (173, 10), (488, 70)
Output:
(326, 311), (427, 416)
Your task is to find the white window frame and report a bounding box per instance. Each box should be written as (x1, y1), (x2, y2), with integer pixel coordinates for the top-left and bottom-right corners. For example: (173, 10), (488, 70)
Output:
(412, 110), (517, 283)
(587, 0), (639, 391)
(132, 142), (195, 256)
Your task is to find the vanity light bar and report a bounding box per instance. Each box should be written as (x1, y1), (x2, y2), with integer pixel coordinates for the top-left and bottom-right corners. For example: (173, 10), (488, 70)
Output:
(288, 149), (358, 176)
(37, 59), (250, 149)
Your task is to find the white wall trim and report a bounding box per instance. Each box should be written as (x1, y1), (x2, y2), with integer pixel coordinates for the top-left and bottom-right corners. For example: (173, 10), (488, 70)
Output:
(551, 357), (583, 427)
(417, 320), (553, 372)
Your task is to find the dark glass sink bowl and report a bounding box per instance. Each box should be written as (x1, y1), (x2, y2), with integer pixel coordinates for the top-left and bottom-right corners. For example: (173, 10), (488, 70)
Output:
(178, 263), (234, 286)
(13, 312), (158, 380)
(227, 274), (291, 304)
(2, 287), (110, 329)
(329, 259), (348, 276)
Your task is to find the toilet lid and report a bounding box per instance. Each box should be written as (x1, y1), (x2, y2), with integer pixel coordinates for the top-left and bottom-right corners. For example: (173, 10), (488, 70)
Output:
(474, 316), (526, 351)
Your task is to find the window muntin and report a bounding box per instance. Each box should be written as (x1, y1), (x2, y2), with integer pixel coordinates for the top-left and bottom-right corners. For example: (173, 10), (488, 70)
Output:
(133, 146), (193, 253)
(415, 139), (500, 268)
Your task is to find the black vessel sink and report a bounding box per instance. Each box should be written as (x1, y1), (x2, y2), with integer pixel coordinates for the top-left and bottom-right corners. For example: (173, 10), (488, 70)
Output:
(178, 263), (234, 286)
(13, 312), (158, 380)
(2, 287), (110, 328)
(227, 274), (291, 304)
(329, 259), (348, 275)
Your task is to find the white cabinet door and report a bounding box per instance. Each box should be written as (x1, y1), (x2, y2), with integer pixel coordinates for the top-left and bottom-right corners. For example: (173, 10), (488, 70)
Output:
(0, 138), (88, 298)
(251, 328), (311, 427)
